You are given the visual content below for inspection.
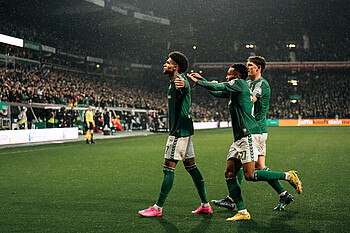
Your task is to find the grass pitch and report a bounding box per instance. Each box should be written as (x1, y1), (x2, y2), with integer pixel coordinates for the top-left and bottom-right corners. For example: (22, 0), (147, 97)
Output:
(0, 127), (349, 232)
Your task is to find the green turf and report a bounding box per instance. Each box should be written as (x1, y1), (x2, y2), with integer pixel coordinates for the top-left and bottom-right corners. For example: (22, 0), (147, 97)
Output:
(0, 127), (349, 232)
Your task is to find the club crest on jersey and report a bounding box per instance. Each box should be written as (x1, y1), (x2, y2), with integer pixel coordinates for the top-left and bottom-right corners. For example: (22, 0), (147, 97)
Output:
(228, 79), (236, 85)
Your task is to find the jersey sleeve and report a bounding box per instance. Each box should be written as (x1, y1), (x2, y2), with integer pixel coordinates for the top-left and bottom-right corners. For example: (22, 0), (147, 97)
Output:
(183, 76), (190, 90)
(197, 79), (243, 93)
(208, 90), (230, 98)
(251, 81), (264, 97)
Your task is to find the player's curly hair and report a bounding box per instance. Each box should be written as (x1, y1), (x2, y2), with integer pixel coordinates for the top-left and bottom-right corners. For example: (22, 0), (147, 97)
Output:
(247, 56), (267, 73)
(168, 51), (189, 73)
(231, 63), (248, 80)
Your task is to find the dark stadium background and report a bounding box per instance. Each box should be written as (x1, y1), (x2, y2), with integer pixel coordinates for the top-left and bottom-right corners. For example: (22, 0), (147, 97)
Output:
(2, 0), (349, 63)
(0, 0), (349, 128)
(0, 1), (350, 232)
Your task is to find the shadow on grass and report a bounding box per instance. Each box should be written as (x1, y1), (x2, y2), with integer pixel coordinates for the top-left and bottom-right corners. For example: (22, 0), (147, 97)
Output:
(188, 214), (212, 233)
(152, 213), (212, 233)
(235, 210), (301, 233)
(156, 217), (180, 233)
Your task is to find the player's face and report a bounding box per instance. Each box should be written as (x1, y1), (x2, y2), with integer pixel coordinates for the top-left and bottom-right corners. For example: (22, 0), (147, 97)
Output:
(246, 61), (260, 77)
(226, 68), (239, 81)
(163, 58), (178, 75)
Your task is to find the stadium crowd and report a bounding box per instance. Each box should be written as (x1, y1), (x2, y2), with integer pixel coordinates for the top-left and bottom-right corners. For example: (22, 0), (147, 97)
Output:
(266, 69), (350, 119)
(0, 0), (349, 126)
(0, 66), (166, 111)
(0, 65), (349, 125)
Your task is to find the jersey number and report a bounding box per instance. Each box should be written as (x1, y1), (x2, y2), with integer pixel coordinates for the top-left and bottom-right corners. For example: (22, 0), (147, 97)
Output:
(240, 151), (247, 160)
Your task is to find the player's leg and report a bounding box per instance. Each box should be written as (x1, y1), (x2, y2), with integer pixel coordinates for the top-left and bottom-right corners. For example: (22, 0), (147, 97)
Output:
(139, 136), (180, 217)
(258, 158), (294, 211)
(226, 158), (251, 221)
(182, 136), (212, 214)
(252, 163), (302, 194)
(226, 135), (265, 221)
(225, 158), (244, 210)
(251, 164), (302, 194)
(156, 159), (177, 208)
(256, 134), (295, 210)
(255, 155), (265, 170)
(138, 158), (177, 217)
(212, 137), (246, 211)
(256, 135), (288, 196)
(255, 134), (285, 194)
(241, 135), (302, 194)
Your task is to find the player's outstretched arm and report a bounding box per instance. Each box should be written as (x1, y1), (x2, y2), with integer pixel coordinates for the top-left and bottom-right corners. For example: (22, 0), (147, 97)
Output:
(187, 72), (227, 91)
(209, 90), (230, 98)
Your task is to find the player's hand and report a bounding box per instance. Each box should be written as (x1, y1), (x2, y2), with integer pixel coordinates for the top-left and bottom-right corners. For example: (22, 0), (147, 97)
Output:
(186, 73), (203, 87)
(174, 75), (185, 89)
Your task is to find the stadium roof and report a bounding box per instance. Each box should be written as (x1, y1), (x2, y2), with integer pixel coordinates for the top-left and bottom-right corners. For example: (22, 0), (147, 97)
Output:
(1, 0), (348, 64)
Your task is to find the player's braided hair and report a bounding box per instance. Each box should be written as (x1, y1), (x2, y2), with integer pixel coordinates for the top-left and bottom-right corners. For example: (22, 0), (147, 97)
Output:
(168, 51), (189, 73)
(231, 63), (248, 80)
(247, 56), (267, 73)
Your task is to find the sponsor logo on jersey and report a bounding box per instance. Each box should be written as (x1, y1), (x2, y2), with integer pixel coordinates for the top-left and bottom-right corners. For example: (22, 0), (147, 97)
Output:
(253, 87), (262, 95)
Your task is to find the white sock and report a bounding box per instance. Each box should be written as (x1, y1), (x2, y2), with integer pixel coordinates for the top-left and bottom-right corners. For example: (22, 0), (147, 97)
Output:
(153, 204), (162, 211)
(238, 209), (248, 214)
(201, 202), (210, 207)
(279, 191), (287, 197)
(285, 172), (291, 180)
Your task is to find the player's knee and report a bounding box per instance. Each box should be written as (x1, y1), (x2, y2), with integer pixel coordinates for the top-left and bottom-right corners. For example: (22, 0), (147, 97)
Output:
(225, 170), (235, 179)
(255, 164), (264, 170)
(163, 165), (175, 175)
(244, 172), (254, 181)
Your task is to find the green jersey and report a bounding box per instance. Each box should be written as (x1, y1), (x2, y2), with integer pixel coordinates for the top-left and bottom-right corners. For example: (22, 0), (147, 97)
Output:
(248, 77), (270, 133)
(167, 73), (194, 137)
(197, 78), (261, 140)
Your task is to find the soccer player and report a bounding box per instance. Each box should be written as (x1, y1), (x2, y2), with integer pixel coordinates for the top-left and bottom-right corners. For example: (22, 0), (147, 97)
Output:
(187, 64), (302, 221)
(138, 51), (212, 217)
(212, 56), (294, 211)
(247, 56), (294, 210)
(85, 105), (95, 144)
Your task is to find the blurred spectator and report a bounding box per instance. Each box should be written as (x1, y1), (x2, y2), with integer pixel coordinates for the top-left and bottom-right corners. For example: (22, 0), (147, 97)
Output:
(0, 66), (349, 123)
(18, 106), (27, 129)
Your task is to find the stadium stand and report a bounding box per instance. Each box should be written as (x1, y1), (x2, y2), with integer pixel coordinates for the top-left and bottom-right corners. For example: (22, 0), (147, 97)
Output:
(0, 0), (349, 129)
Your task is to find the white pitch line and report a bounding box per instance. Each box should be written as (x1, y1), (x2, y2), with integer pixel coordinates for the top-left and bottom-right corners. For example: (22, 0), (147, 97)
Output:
(0, 144), (77, 155)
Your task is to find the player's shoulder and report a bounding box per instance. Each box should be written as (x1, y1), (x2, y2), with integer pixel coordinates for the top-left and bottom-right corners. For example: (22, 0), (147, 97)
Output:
(253, 77), (270, 92)
(178, 73), (187, 80)
(228, 78), (246, 86)
(260, 77), (271, 87)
